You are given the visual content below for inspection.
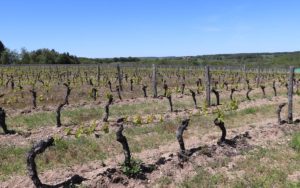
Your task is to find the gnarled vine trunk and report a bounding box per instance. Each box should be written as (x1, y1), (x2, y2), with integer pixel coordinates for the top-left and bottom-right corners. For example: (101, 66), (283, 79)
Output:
(56, 83), (71, 127)
(130, 79), (133, 91)
(0, 107), (15, 134)
(117, 64), (123, 91)
(142, 85), (148, 98)
(163, 81), (168, 97)
(214, 118), (226, 145)
(63, 83), (71, 105)
(167, 94), (173, 112)
(103, 97), (113, 122)
(56, 103), (66, 127)
(246, 79), (250, 90)
(27, 137), (54, 188)
(27, 137), (85, 187)
(211, 88), (220, 105)
(277, 103), (286, 125)
(0, 107), (8, 134)
(196, 78), (202, 94)
(116, 118), (131, 167)
(246, 88), (253, 100)
(116, 86), (122, 100)
(189, 89), (197, 108)
(230, 88), (236, 101)
(176, 119), (190, 159)
(181, 83), (185, 95)
(91, 88), (97, 101)
(224, 82), (229, 91)
(30, 89), (37, 109)
(108, 81), (112, 92)
(260, 85), (266, 98)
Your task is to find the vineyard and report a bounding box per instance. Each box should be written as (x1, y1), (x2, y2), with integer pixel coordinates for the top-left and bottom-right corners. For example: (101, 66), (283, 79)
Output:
(0, 64), (300, 188)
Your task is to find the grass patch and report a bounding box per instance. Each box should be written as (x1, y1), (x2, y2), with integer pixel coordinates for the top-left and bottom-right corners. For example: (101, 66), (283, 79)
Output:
(180, 144), (300, 187)
(233, 167), (288, 188)
(232, 145), (300, 187)
(0, 136), (108, 179)
(207, 157), (231, 169)
(222, 104), (276, 128)
(111, 101), (167, 117)
(127, 121), (177, 153)
(9, 112), (56, 129)
(240, 107), (257, 115)
(290, 132), (300, 152)
(6, 93), (281, 133)
(155, 176), (172, 187)
(7, 100), (168, 129)
(0, 120), (178, 179)
(0, 146), (28, 180)
(37, 137), (108, 168)
(180, 167), (228, 188)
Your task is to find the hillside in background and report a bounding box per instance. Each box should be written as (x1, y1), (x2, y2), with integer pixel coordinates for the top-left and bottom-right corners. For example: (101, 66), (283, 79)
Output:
(1, 40), (300, 68)
(79, 51), (300, 68)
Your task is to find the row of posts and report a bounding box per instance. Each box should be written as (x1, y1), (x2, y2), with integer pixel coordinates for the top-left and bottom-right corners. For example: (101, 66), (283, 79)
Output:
(116, 64), (158, 98)
(205, 66), (295, 124)
(116, 64), (295, 124)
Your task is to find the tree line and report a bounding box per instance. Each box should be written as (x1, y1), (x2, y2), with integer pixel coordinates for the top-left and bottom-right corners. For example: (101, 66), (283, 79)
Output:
(0, 41), (80, 65)
(0, 40), (140, 65)
(1, 39), (300, 68)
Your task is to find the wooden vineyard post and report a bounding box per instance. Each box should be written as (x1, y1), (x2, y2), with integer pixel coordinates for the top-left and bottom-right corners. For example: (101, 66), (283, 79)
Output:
(117, 64), (123, 91)
(256, 67), (261, 88)
(243, 64), (247, 89)
(205, 66), (211, 106)
(288, 66), (295, 124)
(97, 65), (101, 86)
(152, 64), (158, 98)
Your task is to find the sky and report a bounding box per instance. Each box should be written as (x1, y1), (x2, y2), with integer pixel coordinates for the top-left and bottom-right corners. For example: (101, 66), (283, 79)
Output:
(1, 0), (300, 58)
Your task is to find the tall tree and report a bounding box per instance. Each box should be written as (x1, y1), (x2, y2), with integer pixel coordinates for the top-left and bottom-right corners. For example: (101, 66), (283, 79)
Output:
(0, 50), (9, 64)
(20, 48), (31, 64)
(0, 49), (19, 64)
(0, 40), (5, 58)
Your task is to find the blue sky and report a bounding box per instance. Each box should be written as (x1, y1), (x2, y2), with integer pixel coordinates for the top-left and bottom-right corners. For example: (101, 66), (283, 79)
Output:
(1, 0), (300, 58)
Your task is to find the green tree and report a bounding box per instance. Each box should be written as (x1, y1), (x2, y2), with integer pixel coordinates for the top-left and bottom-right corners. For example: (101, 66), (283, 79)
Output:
(9, 50), (20, 64)
(0, 50), (9, 64)
(0, 40), (5, 58)
(0, 49), (19, 64)
(20, 48), (31, 64)
(55, 53), (71, 64)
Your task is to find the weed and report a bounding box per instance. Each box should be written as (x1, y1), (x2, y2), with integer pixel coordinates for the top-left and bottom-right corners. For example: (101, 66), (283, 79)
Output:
(121, 158), (142, 177)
